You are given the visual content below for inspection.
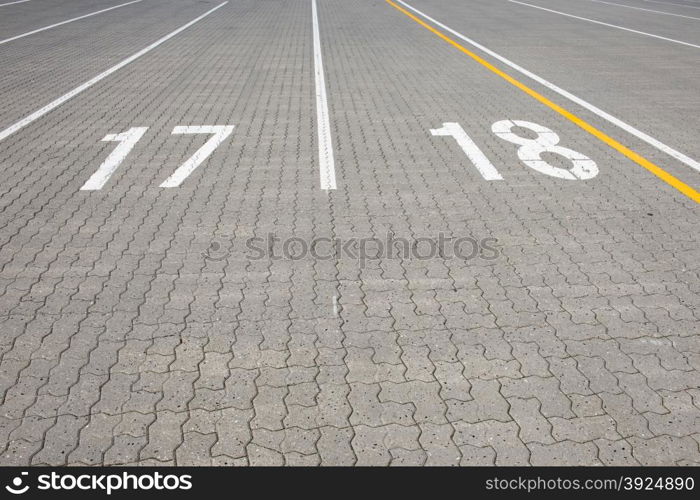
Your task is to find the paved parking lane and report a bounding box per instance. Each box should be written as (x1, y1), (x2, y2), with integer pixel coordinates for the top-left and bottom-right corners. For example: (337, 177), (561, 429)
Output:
(0, 0), (134, 35)
(0, 0), (324, 466)
(0, 0), (144, 47)
(318, 0), (699, 465)
(0, 0), (230, 133)
(407, 0), (700, 184)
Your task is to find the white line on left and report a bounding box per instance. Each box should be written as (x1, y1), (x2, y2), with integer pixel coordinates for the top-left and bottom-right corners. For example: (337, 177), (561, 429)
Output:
(312, 0), (337, 190)
(509, 0), (700, 49)
(0, 0), (31, 7)
(0, 0), (143, 46)
(0, 2), (228, 143)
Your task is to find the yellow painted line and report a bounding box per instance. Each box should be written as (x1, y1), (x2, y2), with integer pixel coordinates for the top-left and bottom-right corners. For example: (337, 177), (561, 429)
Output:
(385, 0), (700, 204)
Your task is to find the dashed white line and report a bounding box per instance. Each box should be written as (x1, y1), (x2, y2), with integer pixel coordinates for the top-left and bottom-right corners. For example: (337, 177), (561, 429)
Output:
(583, 0), (700, 20)
(0, 2), (228, 143)
(509, 0), (700, 49)
(0, 0), (144, 46)
(0, 0), (31, 7)
(312, 0), (337, 190)
(395, 0), (700, 174)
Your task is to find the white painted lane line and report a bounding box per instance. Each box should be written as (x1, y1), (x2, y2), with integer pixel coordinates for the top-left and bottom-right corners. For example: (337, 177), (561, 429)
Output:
(0, 0), (30, 7)
(0, 0), (143, 46)
(0, 2), (228, 143)
(509, 0), (700, 49)
(583, 0), (700, 20)
(395, 0), (700, 174)
(642, 0), (700, 11)
(312, 0), (337, 190)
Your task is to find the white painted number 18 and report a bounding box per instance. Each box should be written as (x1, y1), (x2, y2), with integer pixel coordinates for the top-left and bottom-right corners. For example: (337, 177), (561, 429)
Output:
(431, 120), (598, 180)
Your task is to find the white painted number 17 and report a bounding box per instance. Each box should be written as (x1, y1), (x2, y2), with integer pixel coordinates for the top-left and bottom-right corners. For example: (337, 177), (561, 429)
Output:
(81, 125), (234, 190)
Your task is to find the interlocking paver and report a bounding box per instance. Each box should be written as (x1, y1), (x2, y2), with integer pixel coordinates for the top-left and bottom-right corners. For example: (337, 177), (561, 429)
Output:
(0, 0), (698, 466)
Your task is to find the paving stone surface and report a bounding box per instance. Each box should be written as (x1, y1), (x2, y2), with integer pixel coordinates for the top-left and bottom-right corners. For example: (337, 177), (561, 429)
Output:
(0, 0), (699, 465)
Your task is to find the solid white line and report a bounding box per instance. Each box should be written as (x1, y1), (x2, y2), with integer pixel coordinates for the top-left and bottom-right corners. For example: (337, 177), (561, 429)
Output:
(0, 0), (30, 7)
(0, 2), (227, 143)
(585, 0), (700, 20)
(642, 0), (700, 11)
(509, 0), (700, 49)
(0, 0), (143, 46)
(312, 0), (337, 190)
(395, 0), (700, 174)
